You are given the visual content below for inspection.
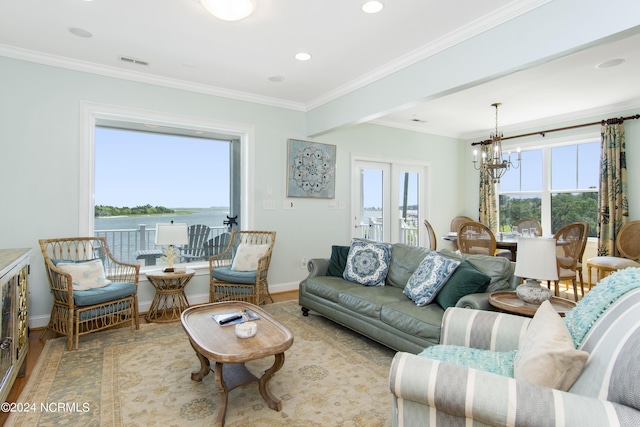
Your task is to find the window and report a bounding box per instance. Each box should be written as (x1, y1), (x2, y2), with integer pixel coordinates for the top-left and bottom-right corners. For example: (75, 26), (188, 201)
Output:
(499, 140), (599, 237)
(78, 103), (254, 272)
(94, 125), (236, 266)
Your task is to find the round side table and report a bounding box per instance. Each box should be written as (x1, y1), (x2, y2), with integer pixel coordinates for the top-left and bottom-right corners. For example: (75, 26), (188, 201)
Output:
(145, 269), (195, 323)
(488, 291), (576, 317)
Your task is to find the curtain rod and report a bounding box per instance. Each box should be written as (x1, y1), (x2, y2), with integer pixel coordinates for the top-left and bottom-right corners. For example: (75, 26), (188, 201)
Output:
(470, 114), (640, 146)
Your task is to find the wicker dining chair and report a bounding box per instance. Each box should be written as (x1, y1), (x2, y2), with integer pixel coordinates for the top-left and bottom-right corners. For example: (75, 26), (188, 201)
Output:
(39, 237), (140, 350)
(457, 221), (496, 256)
(209, 230), (276, 306)
(450, 216), (474, 250)
(553, 221), (589, 301)
(514, 218), (543, 237)
(586, 220), (640, 288)
(423, 219), (437, 251)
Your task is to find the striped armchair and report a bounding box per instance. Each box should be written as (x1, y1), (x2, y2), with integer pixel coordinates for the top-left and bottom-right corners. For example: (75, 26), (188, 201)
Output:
(389, 268), (640, 426)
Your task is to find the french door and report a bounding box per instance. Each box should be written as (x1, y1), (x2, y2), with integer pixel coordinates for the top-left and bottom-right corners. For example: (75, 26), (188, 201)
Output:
(351, 159), (428, 246)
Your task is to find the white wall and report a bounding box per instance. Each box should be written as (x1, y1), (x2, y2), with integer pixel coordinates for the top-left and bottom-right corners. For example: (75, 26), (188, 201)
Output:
(0, 56), (464, 326)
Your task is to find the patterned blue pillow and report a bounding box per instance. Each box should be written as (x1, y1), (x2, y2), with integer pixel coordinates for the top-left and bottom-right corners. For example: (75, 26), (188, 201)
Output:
(343, 240), (392, 286)
(403, 251), (460, 306)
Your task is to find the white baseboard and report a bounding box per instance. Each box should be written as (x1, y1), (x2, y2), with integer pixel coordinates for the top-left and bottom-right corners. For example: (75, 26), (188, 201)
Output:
(29, 281), (301, 329)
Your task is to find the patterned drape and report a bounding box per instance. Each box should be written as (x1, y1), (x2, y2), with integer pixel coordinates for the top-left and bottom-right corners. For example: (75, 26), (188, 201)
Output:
(478, 144), (498, 231)
(597, 121), (629, 256)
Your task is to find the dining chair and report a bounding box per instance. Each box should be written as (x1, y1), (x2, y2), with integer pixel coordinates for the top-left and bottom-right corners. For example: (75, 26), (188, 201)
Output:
(450, 216), (474, 251)
(514, 218), (542, 237)
(457, 221), (496, 256)
(586, 220), (640, 288)
(423, 219), (437, 251)
(553, 221), (589, 301)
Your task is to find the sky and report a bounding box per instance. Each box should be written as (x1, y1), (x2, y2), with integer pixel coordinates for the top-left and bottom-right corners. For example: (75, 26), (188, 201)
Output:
(95, 127), (230, 208)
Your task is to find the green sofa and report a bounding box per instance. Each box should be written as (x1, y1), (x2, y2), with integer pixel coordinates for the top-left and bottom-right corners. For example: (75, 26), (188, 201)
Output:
(299, 244), (517, 353)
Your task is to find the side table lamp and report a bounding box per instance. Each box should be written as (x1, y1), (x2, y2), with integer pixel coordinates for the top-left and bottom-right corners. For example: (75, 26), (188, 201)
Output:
(155, 222), (189, 273)
(513, 237), (559, 305)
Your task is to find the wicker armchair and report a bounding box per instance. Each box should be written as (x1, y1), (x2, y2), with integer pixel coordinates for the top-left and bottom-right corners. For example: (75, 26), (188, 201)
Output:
(39, 237), (140, 350)
(209, 230), (276, 305)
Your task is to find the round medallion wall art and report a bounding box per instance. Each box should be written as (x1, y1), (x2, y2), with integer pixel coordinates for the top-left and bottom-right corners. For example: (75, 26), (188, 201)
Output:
(287, 139), (336, 198)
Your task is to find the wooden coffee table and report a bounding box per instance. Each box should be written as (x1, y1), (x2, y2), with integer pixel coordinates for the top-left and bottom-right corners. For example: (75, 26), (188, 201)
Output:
(181, 302), (294, 427)
(489, 291), (577, 317)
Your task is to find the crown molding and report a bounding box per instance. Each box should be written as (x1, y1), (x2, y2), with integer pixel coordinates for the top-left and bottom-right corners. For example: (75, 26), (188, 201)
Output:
(0, 44), (306, 112)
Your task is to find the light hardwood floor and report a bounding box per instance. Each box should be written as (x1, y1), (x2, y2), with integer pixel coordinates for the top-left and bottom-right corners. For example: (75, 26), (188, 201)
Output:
(0, 291), (298, 425)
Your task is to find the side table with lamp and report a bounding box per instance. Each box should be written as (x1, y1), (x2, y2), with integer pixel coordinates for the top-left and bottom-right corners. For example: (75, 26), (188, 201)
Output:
(489, 237), (577, 317)
(146, 222), (194, 322)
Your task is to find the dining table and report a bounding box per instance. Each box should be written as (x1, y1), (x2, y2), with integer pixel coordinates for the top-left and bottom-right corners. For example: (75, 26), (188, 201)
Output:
(442, 232), (520, 261)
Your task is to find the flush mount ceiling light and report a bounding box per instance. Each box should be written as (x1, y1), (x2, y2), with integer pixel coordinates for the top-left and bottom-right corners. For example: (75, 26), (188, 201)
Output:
(362, 1), (384, 13)
(68, 27), (92, 38)
(200, 0), (255, 21)
(295, 52), (312, 61)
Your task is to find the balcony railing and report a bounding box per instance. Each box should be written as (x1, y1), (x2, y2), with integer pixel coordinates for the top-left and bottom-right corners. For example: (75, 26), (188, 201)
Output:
(357, 217), (418, 246)
(95, 224), (229, 265)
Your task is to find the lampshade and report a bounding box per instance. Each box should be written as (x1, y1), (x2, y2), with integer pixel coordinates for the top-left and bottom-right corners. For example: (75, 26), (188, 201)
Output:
(200, 0), (255, 21)
(514, 237), (559, 281)
(155, 223), (189, 246)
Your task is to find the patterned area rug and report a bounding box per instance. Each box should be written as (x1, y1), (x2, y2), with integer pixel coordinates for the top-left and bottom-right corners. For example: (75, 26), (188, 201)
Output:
(7, 301), (396, 426)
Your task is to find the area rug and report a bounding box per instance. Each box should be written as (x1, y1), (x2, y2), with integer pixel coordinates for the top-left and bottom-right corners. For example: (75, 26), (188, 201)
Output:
(7, 301), (396, 426)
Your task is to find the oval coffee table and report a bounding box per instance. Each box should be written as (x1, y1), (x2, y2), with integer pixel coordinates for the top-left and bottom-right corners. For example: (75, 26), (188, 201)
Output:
(181, 302), (294, 427)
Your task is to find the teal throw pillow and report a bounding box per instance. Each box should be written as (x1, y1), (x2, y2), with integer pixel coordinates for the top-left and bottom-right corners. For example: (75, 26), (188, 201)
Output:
(327, 245), (351, 277)
(404, 251), (460, 306)
(435, 260), (491, 309)
(343, 239), (392, 286)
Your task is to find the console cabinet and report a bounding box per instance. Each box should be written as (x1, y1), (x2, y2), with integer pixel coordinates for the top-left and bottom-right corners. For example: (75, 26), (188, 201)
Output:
(0, 249), (30, 403)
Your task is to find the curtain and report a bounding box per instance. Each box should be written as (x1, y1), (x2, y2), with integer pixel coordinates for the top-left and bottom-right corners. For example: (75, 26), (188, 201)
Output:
(478, 144), (498, 231)
(597, 121), (629, 256)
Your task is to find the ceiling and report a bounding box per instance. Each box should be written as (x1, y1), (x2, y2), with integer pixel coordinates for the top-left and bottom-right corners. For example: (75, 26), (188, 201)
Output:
(1, 0), (639, 139)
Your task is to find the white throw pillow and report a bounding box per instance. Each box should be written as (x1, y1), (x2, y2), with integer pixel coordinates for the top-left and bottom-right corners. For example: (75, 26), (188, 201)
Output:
(231, 244), (270, 272)
(514, 300), (589, 391)
(57, 259), (112, 291)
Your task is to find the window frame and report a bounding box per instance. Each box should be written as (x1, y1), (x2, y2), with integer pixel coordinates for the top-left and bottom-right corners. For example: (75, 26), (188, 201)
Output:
(498, 135), (600, 237)
(79, 102), (255, 271)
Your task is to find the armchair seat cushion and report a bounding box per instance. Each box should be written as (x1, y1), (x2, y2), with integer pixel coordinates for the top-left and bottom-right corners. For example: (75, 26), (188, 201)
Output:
(211, 266), (256, 284)
(73, 281), (136, 307)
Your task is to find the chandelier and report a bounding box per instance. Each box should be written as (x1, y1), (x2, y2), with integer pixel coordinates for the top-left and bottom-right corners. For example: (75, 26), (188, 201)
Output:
(472, 103), (521, 183)
(200, 0), (255, 21)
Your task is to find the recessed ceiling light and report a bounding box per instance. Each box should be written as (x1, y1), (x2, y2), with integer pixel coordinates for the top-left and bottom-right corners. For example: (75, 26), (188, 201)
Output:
(68, 27), (92, 38)
(362, 1), (383, 14)
(268, 75), (285, 83)
(595, 58), (625, 69)
(295, 52), (312, 61)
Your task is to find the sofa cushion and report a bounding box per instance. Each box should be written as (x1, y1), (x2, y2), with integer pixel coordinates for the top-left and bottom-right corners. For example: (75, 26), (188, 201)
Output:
(438, 249), (513, 291)
(73, 281), (136, 307)
(338, 285), (405, 318)
(436, 260), (491, 309)
(386, 244), (433, 289)
(304, 276), (362, 303)
(343, 240), (392, 286)
(56, 258), (112, 291)
(514, 300), (589, 391)
(403, 252), (460, 306)
(381, 300), (444, 341)
(212, 267), (256, 284)
(327, 245), (351, 277)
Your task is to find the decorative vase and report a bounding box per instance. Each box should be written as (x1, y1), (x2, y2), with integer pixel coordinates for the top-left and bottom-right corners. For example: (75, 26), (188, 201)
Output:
(516, 279), (552, 305)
